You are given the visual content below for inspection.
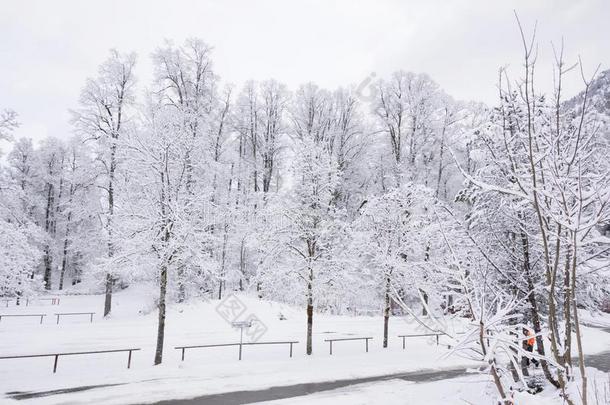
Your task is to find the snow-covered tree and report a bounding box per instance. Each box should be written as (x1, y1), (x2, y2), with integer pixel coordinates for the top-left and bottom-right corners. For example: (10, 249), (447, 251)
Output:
(72, 50), (137, 316)
(453, 29), (610, 403)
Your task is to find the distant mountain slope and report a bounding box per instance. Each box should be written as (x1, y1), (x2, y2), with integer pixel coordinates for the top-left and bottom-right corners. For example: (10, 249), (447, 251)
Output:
(565, 68), (610, 113)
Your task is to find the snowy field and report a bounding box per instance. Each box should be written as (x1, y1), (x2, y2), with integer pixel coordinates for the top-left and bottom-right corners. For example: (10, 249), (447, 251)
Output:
(1, 288), (609, 404)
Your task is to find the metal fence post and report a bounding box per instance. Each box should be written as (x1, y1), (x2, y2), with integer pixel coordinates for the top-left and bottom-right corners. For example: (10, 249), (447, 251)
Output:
(238, 327), (243, 360)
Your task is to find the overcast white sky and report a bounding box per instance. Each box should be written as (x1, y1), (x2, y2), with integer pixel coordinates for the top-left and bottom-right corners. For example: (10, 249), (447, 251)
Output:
(1, 0), (609, 144)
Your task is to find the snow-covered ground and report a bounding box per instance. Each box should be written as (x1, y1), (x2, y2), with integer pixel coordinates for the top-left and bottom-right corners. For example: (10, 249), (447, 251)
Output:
(1, 287), (609, 404)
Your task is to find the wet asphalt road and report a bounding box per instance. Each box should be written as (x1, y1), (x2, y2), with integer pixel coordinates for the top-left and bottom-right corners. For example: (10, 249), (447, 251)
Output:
(148, 367), (468, 405)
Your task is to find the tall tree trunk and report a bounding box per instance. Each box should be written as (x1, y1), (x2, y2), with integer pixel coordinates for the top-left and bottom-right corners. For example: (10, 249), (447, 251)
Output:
(383, 275), (390, 348)
(218, 224), (229, 300)
(59, 230), (69, 290)
(154, 261), (168, 365)
(59, 186), (74, 291)
(43, 245), (52, 290)
(103, 273), (113, 316)
(571, 233), (587, 405)
(43, 181), (55, 290)
(306, 267), (313, 355)
(104, 144), (116, 317)
(563, 248), (573, 370)
(177, 268), (186, 303)
(520, 229), (560, 387)
(479, 320), (510, 404)
(435, 120), (446, 198)
(239, 239), (246, 291)
(155, 169), (170, 366)
(421, 291), (429, 316)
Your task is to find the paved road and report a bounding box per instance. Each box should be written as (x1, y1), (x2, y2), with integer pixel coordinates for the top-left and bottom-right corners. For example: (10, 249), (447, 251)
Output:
(148, 367), (469, 405)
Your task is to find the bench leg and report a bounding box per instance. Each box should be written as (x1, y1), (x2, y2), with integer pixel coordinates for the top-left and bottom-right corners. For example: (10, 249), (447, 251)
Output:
(366, 339), (369, 353)
(289, 343), (293, 358)
(402, 337), (405, 349)
(56, 315), (60, 325)
(436, 335), (439, 345)
(40, 315), (44, 324)
(90, 313), (94, 323)
(127, 350), (133, 369)
(181, 348), (185, 361)
(53, 355), (59, 373)
(329, 341), (333, 355)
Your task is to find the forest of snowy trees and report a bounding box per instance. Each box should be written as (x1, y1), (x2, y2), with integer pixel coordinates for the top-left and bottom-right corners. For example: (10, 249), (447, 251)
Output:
(1, 27), (609, 404)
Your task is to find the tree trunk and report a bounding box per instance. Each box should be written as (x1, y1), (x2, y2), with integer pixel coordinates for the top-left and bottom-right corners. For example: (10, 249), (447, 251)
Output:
(43, 245), (52, 290)
(103, 273), (113, 317)
(239, 239), (246, 291)
(383, 276), (390, 348)
(306, 268), (313, 355)
(520, 230), (560, 387)
(563, 248), (572, 370)
(43, 181), (55, 290)
(480, 320), (510, 404)
(177, 267), (186, 303)
(435, 120), (446, 198)
(571, 233), (587, 405)
(59, 191), (73, 291)
(59, 235), (69, 290)
(104, 144), (117, 317)
(218, 224), (229, 300)
(421, 291), (429, 316)
(154, 262), (168, 365)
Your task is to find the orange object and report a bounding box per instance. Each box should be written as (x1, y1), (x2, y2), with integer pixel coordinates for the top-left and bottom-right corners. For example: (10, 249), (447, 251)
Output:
(526, 330), (535, 346)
